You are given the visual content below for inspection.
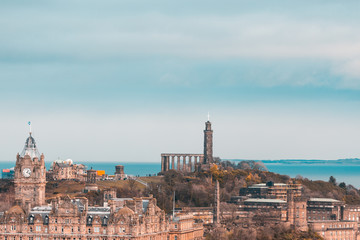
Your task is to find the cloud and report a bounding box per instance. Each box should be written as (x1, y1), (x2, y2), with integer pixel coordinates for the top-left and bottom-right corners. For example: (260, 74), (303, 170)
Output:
(1, 2), (360, 62)
(333, 60), (360, 88)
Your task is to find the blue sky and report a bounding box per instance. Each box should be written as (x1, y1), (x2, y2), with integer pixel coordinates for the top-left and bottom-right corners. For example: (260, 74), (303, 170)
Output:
(1, 1), (360, 162)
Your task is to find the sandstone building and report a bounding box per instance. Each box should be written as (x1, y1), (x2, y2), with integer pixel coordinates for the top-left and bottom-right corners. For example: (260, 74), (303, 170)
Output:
(0, 129), (204, 240)
(47, 159), (86, 181)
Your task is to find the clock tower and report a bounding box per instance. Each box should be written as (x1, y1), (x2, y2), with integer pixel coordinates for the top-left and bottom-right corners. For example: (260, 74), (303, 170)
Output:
(14, 131), (46, 208)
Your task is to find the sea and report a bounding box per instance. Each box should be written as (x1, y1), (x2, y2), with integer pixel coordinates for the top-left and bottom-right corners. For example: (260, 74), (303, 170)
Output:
(1, 160), (360, 188)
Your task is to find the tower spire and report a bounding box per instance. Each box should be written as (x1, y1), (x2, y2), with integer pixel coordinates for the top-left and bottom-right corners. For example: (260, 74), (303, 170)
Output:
(28, 121), (32, 135)
(207, 112), (210, 121)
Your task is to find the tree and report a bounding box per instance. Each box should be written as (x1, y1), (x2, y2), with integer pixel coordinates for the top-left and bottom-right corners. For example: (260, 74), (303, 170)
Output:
(329, 176), (337, 186)
(339, 182), (346, 190)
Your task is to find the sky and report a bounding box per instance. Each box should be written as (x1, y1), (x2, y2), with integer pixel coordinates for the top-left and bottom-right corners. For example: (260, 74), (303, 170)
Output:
(1, 1), (360, 163)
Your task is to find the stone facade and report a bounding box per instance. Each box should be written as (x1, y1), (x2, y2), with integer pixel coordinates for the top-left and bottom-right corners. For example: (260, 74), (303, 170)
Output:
(168, 213), (204, 240)
(239, 181), (302, 201)
(0, 195), (203, 240)
(84, 169), (98, 192)
(47, 160), (86, 181)
(307, 198), (344, 221)
(309, 220), (358, 240)
(14, 133), (46, 208)
(1, 129), (204, 240)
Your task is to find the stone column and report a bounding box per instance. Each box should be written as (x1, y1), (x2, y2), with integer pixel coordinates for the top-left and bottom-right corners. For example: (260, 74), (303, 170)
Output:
(166, 156), (170, 171)
(177, 155), (181, 171)
(194, 155), (198, 172)
(200, 155), (204, 164)
(182, 156), (187, 172)
(161, 156), (164, 172)
(188, 156), (192, 172)
(171, 156), (175, 170)
(163, 156), (168, 172)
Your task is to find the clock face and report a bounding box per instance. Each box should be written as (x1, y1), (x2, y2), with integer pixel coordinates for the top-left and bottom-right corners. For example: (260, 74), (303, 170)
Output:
(22, 168), (31, 178)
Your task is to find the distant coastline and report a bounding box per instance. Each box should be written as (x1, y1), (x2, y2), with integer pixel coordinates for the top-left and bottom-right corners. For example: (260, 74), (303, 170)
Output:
(227, 158), (360, 165)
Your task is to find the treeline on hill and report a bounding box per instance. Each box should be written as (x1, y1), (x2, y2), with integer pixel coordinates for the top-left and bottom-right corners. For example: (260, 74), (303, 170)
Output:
(150, 160), (360, 213)
(0, 179), (14, 212)
(1, 159), (360, 211)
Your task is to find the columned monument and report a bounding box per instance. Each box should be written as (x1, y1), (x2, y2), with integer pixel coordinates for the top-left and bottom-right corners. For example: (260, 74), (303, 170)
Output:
(161, 117), (215, 172)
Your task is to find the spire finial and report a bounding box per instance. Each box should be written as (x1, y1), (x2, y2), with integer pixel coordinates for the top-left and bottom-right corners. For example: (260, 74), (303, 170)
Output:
(207, 112), (210, 121)
(28, 121), (32, 135)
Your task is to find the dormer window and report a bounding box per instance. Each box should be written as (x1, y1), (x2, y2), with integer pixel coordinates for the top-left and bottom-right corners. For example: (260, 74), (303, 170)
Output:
(29, 215), (35, 225)
(102, 216), (108, 226)
(44, 215), (49, 225)
(87, 216), (93, 226)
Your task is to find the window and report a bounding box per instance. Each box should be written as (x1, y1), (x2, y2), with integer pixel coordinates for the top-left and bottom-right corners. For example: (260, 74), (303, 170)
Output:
(94, 227), (99, 233)
(174, 224), (178, 229)
(36, 226), (41, 231)
(174, 236), (178, 240)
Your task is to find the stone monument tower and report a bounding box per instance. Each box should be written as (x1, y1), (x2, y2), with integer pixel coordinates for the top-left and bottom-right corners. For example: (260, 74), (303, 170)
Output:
(115, 165), (125, 180)
(14, 129), (46, 208)
(203, 117), (213, 164)
(84, 168), (98, 192)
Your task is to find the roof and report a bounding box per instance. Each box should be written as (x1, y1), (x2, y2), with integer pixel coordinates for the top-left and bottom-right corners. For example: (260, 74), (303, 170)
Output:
(20, 133), (40, 159)
(88, 207), (111, 216)
(249, 183), (287, 188)
(7, 205), (25, 215)
(117, 206), (135, 215)
(31, 206), (52, 211)
(309, 198), (341, 203)
(244, 198), (287, 204)
(55, 162), (71, 168)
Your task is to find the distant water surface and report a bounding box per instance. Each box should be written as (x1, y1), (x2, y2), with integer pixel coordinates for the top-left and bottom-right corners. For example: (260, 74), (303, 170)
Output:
(265, 163), (360, 188)
(0, 162), (160, 177)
